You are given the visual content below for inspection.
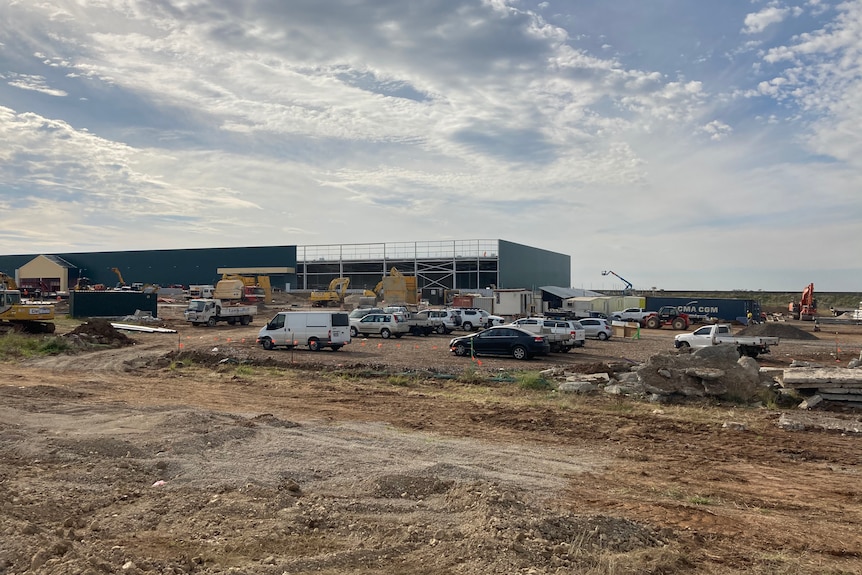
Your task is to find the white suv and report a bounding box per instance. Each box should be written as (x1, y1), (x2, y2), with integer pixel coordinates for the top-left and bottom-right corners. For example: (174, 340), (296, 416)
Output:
(424, 309), (462, 334)
(349, 313), (410, 339)
(455, 308), (500, 331)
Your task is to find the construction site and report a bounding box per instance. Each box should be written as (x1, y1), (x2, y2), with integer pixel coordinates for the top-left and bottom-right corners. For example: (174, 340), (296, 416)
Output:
(2, 246), (862, 574)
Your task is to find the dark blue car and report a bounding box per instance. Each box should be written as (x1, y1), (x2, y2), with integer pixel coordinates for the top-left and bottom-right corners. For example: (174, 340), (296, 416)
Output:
(449, 326), (550, 360)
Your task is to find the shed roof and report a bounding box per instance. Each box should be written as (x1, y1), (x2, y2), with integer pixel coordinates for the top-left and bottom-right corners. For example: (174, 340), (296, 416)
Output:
(41, 255), (77, 269)
(540, 286), (603, 299)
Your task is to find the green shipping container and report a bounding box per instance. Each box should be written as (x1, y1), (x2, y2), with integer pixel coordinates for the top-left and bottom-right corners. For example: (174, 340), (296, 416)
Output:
(70, 291), (159, 319)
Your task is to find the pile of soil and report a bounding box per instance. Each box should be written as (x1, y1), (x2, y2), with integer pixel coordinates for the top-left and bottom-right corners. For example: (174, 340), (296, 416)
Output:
(736, 322), (819, 340)
(65, 318), (134, 346)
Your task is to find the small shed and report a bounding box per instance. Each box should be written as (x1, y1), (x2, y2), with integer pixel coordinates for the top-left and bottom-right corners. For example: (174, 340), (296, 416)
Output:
(17, 255), (77, 295)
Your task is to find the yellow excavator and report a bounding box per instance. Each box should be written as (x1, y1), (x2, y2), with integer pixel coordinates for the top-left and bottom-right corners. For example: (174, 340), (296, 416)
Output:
(0, 278), (55, 333)
(310, 277), (351, 307)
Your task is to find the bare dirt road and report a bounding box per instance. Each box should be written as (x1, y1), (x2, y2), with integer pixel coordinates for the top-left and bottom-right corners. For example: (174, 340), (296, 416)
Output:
(1, 315), (861, 574)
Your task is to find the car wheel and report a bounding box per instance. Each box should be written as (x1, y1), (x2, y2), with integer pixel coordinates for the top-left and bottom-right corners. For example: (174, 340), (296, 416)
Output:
(331, 345), (342, 351)
(381, 328), (391, 339)
(598, 332), (609, 341)
(462, 322), (473, 331)
(261, 338), (275, 350)
(308, 338), (321, 351)
(207, 317), (217, 327)
(645, 317), (660, 329)
(454, 343), (469, 356)
(240, 316), (251, 325)
(512, 345), (528, 360)
(350, 326), (359, 337)
(677, 341), (691, 349)
(436, 324), (447, 334)
(672, 318), (687, 330)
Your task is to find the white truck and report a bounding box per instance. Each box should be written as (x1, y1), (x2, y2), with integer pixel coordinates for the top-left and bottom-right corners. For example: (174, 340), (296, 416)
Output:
(674, 324), (779, 358)
(257, 311), (350, 351)
(509, 317), (583, 353)
(611, 307), (651, 325)
(184, 298), (257, 327)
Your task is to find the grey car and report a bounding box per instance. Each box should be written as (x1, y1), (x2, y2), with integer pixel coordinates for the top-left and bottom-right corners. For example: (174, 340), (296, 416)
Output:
(578, 317), (613, 340)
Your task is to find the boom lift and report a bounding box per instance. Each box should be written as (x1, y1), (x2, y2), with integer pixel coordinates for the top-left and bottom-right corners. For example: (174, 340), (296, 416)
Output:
(789, 283), (817, 321)
(601, 270), (633, 294)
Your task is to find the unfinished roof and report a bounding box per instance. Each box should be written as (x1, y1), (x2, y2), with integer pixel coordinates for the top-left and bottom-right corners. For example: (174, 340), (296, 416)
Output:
(540, 286), (603, 299)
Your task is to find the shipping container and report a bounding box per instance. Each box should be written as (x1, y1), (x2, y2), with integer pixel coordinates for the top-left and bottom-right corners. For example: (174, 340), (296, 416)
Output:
(644, 297), (761, 323)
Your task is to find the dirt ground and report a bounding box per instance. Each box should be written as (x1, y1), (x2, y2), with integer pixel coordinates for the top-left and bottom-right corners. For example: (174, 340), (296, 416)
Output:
(2, 306), (862, 574)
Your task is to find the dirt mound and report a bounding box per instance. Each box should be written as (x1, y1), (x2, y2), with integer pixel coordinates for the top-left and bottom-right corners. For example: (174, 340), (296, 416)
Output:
(736, 322), (819, 340)
(66, 318), (134, 346)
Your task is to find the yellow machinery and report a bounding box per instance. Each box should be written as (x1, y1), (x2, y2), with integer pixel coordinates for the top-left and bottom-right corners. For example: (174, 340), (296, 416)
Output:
(1, 272), (17, 290)
(378, 268), (418, 305)
(111, 267), (127, 288)
(221, 274), (272, 303)
(0, 285), (55, 333)
(310, 277), (351, 307)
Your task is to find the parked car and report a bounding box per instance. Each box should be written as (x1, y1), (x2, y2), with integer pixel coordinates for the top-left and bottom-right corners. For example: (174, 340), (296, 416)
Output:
(348, 307), (384, 320)
(611, 308), (651, 325)
(455, 308), (501, 330)
(579, 317), (612, 340)
(424, 308), (462, 334)
(549, 318), (586, 349)
(509, 317), (582, 353)
(570, 320), (587, 347)
(382, 306), (409, 315)
(349, 312), (410, 339)
(449, 326), (550, 360)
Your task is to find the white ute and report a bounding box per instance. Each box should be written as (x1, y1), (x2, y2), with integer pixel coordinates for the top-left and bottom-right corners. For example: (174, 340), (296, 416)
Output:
(611, 308), (651, 325)
(674, 324), (779, 358)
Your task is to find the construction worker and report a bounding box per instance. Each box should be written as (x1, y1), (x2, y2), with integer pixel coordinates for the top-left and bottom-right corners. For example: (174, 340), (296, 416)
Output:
(746, 310), (753, 325)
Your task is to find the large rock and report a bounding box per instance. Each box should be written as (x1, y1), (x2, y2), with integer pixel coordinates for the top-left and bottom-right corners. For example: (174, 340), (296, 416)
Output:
(637, 347), (761, 401)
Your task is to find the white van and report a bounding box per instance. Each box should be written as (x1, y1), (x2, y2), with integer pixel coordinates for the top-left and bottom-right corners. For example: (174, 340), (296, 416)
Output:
(257, 311), (351, 351)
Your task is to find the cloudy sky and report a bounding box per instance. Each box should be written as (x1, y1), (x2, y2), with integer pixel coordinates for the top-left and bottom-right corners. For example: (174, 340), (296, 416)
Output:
(1, 0), (860, 292)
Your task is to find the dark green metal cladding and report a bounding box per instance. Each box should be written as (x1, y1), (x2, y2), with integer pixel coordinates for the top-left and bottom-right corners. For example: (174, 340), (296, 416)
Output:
(0, 246), (297, 288)
(498, 240), (570, 289)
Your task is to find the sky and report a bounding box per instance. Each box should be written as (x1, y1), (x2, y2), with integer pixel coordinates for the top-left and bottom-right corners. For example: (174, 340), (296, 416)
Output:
(1, 0), (861, 292)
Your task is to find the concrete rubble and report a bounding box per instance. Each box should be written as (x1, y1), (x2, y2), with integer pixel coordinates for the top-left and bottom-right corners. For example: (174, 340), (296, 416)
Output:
(546, 344), (767, 404)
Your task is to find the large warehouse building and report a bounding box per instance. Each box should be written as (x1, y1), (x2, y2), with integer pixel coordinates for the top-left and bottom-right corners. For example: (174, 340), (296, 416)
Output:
(0, 239), (570, 296)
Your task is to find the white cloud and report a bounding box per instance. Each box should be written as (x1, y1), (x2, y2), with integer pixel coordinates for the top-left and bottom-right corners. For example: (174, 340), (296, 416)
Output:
(0, 1), (859, 289)
(6, 73), (67, 97)
(742, 4), (799, 35)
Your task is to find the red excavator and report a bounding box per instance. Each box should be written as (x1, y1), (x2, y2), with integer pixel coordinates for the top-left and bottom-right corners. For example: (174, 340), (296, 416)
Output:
(789, 283), (817, 321)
